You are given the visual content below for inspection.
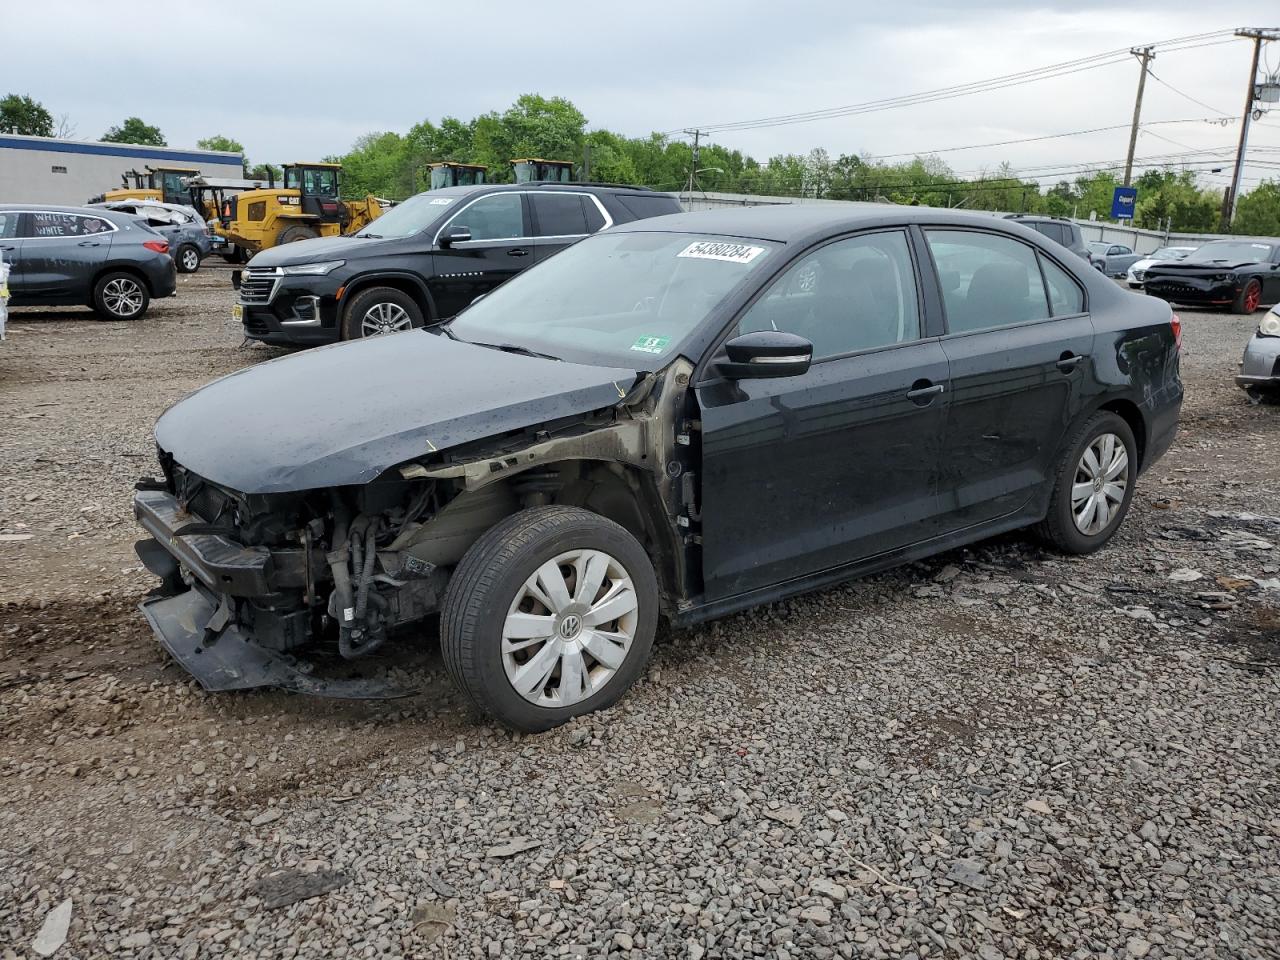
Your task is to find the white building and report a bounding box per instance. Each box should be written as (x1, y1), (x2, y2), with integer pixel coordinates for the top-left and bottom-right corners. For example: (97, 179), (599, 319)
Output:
(0, 134), (244, 205)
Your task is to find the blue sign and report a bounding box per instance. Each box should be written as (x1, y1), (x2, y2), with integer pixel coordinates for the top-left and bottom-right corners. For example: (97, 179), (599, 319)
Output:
(1111, 186), (1138, 220)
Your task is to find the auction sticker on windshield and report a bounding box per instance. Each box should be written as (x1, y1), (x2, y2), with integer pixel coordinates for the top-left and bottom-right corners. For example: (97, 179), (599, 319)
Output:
(429, 198), (453, 205)
(677, 241), (766, 264)
(631, 335), (671, 355)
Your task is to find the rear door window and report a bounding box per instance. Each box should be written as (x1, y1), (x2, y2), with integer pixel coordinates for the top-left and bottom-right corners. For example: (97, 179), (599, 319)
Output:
(1039, 255), (1085, 316)
(531, 193), (590, 237)
(25, 212), (113, 238)
(926, 230), (1050, 333)
(0, 211), (17, 239)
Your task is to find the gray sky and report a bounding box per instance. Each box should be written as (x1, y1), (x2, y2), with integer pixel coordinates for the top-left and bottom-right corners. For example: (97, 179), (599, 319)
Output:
(6, 1), (1279, 190)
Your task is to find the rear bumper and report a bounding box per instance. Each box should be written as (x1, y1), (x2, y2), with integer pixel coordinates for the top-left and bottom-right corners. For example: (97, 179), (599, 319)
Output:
(1236, 333), (1280, 391)
(150, 258), (178, 298)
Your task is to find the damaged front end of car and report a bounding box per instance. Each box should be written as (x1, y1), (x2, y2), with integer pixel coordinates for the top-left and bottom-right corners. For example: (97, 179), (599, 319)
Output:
(133, 339), (695, 698)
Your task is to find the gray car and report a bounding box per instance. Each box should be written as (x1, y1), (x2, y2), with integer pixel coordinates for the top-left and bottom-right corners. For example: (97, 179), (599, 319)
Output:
(93, 200), (213, 274)
(0, 204), (177, 320)
(1087, 241), (1141, 278)
(1236, 305), (1280, 402)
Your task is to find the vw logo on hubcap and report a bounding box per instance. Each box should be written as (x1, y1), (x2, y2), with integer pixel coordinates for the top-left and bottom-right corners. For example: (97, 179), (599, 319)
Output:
(558, 615), (583, 640)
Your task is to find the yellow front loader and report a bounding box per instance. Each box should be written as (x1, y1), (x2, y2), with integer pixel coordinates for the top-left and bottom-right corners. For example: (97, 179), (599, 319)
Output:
(213, 162), (386, 258)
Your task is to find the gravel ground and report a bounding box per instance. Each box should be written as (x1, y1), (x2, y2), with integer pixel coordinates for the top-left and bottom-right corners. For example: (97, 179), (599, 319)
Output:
(1, 271), (1278, 959)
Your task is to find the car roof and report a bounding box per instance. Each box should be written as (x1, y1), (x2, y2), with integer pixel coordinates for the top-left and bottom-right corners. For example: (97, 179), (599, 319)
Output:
(608, 204), (1054, 244)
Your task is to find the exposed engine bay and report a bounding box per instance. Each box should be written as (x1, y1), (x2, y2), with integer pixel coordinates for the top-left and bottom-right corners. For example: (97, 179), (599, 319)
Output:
(133, 360), (696, 696)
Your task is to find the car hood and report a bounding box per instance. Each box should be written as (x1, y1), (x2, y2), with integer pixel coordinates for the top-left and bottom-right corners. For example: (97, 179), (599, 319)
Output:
(155, 332), (638, 494)
(1147, 259), (1261, 273)
(247, 234), (385, 267)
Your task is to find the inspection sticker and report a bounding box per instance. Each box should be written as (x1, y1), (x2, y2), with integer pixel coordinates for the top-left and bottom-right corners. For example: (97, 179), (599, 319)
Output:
(630, 335), (671, 355)
(677, 240), (766, 264)
(428, 198), (454, 205)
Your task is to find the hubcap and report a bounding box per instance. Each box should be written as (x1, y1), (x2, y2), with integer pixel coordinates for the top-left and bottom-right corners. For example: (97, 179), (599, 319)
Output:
(182, 249), (199, 270)
(360, 302), (412, 336)
(502, 549), (639, 708)
(1071, 432), (1128, 536)
(103, 278), (143, 317)
(1245, 283), (1260, 312)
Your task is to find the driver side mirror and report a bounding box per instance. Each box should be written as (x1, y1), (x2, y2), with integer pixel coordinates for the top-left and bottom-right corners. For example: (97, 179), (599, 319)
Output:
(718, 331), (813, 380)
(439, 225), (471, 248)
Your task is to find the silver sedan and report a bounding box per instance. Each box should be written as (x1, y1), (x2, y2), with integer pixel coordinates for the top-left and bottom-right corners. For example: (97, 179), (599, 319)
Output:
(1237, 306), (1280, 402)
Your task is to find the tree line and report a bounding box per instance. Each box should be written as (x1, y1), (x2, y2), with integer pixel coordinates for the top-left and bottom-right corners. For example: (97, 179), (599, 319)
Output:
(4, 90), (1278, 236)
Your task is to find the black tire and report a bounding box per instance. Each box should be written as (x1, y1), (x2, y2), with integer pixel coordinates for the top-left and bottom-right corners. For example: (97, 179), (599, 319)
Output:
(92, 272), (150, 321)
(1232, 279), (1262, 315)
(1036, 411), (1137, 554)
(277, 224), (319, 245)
(175, 243), (201, 274)
(440, 506), (659, 732)
(340, 286), (425, 340)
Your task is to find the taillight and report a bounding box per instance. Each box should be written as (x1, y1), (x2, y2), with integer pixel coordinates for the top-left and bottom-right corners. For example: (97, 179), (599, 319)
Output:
(143, 240), (169, 255)
(1170, 312), (1182, 352)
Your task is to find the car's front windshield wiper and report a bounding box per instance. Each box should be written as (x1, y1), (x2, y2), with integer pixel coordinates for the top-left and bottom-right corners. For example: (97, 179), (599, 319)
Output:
(466, 339), (561, 361)
(356, 233), (383, 239)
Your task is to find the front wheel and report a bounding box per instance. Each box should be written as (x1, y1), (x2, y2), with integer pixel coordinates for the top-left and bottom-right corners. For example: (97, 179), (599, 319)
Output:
(1037, 412), (1137, 554)
(340, 286), (424, 339)
(1233, 279), (1262, 315)
(92, 272), (150, 320)
(440, 506), (659, 732)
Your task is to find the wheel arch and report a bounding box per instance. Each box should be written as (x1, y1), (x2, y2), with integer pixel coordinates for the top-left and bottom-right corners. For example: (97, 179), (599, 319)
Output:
(91, 263), (154, 296)
(415, 456), (683, 613)
(1095, 397), (1147, 471)
(340, 272), (437, 324)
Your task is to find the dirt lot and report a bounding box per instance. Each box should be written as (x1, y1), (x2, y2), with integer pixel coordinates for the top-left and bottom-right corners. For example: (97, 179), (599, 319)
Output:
(1, 269), (1278, 959)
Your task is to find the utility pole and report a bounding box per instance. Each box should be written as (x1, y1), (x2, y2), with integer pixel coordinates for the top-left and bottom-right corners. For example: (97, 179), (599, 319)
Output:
(1221, 28), (1279, 232)
(1123, 46), (1155, 188)
(682, 129), (707, 202)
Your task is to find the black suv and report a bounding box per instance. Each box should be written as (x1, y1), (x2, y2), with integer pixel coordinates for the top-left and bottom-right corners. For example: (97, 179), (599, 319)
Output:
(234, 183), (683, 345)
(1003, 214), (1095, 267)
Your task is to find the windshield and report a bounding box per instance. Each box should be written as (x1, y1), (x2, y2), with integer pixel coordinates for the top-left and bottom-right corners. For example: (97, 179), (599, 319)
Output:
(355, 192), (455, 238)
(1190, 240), (1277, 262)
(1152, 246), (1193, 260)
(448, 232), (778, 367)
(1087, 241), (1110, 254)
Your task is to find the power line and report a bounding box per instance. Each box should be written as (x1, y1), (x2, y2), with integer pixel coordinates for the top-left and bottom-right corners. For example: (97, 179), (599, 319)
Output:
(669, 29), (1237, 136)
(1145, 68), (1233, 115)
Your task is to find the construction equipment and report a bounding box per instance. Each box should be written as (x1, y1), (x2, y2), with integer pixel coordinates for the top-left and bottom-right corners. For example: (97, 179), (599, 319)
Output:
(511, 158), (574, 183)
(212, 162), (386, 256)
(429, 162), (487, 190)
(99, 166), (203, 206)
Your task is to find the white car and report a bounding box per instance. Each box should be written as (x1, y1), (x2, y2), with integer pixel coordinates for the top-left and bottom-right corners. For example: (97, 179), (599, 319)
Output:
(1125, 246), (1198, 289)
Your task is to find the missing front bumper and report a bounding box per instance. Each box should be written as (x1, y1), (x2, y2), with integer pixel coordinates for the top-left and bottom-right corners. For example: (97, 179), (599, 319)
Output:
(139, 587), (406, 699)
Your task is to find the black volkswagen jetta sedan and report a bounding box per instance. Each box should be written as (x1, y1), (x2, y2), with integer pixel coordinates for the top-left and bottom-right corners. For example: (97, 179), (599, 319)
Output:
(234, 181), (682, 346)
(1142, 238), (1280, 313)
(135, 206), (1182, 731)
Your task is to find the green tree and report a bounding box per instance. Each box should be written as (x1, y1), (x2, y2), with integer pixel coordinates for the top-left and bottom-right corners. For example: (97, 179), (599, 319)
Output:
(0, 93), (54, 136)
(197, 134), (243, 153)
(102, 117), (166, 146)
(1132, 169), (1219, 232)
(338, 131), (413, 198)
(1232, 180), (1280, 236)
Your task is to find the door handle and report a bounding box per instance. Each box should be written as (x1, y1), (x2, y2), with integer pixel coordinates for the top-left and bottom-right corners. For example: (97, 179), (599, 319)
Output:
(1056, 352), (1084, 373)
(507, 248), (529, 257)
(906, 381), (945, 404)
(78, 240), (102, 247)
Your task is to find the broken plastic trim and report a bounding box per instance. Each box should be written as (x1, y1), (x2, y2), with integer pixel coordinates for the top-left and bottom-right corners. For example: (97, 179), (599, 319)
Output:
(140, 587), (409, 699)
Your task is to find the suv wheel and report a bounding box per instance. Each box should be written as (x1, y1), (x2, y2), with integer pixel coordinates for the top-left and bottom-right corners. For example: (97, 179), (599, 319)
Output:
(440, 506), (659, 732)
(93, 272), (150, 320)
(1037, 411), (1136, 554)
(341, 286), (425, 339)
(1232, 279), (1262, 315)
(175, 244), (201, 274)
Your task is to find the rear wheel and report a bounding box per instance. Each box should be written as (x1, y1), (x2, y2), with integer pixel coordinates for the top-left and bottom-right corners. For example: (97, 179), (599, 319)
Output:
(277, 224), (319, 245)
(1233, 279), (1262, 315)
(175, 243), (201, 274)
(440, 506), (659, 732)
(92, 272), (149, 321)
(1037, 412), (1136, 554)
(340, 286), (424, 339)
